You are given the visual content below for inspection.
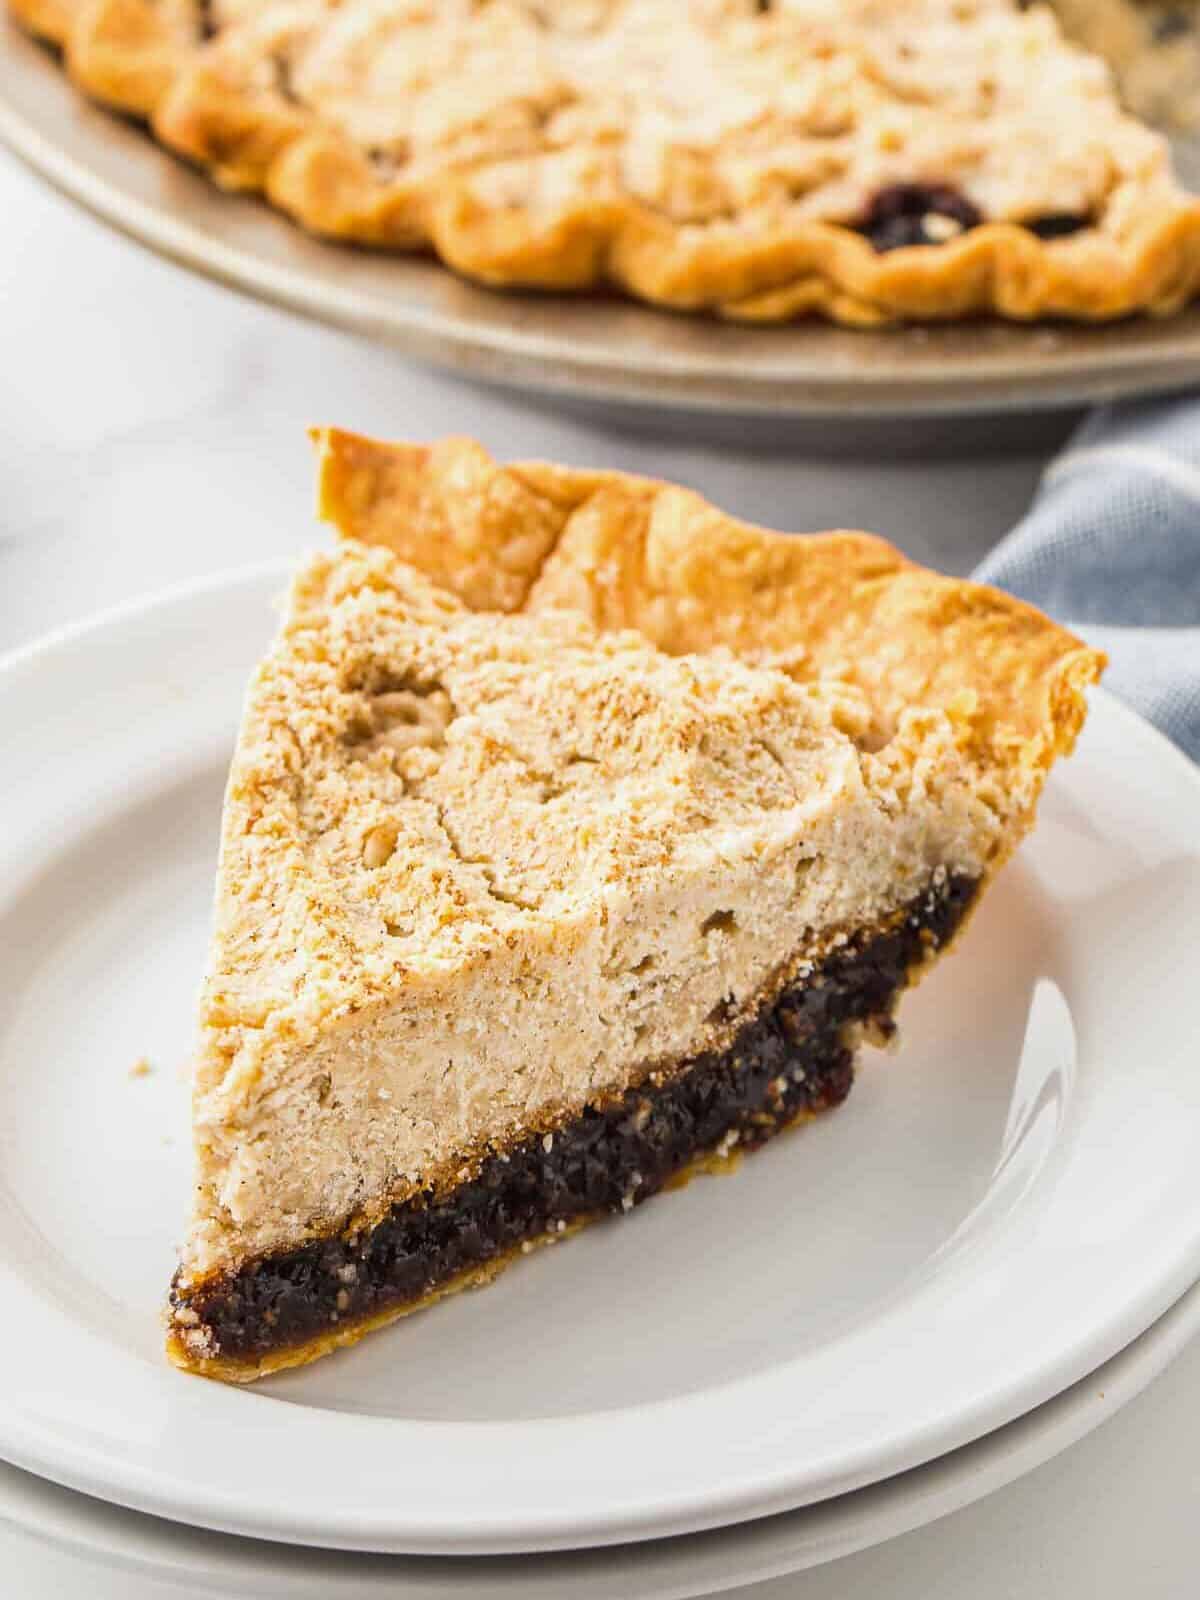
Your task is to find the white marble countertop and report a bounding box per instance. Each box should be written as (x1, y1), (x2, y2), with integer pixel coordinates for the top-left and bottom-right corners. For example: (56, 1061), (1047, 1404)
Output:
(2, 145), (1198, 1598)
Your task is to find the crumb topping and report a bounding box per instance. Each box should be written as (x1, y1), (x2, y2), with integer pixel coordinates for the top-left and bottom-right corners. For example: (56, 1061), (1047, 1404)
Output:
(185, 0), (1168, 230)
(204, 540), (890, 1036)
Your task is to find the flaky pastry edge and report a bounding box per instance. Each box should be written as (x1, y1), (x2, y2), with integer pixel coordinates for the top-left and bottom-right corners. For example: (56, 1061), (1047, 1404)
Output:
(311, 427), (1105, 836)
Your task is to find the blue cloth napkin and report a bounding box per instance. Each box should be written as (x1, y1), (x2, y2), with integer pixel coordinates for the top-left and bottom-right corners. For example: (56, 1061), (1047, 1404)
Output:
(975, 394), (1200, 762)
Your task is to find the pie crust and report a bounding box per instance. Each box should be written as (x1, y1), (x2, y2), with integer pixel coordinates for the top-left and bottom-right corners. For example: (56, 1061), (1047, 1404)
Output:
(313, 427), (1104, 819)
(12, 0), (1200, 325)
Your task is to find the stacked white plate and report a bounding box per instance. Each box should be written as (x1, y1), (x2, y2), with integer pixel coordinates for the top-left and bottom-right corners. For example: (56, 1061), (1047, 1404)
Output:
(1, 568), (1198, 1597)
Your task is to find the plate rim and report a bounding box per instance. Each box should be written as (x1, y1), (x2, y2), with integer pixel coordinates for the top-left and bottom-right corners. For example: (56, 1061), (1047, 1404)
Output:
(0, 565), (1199, 1556)
(0, 1276), (1196, 1600)
(2, 18), (1200, 420)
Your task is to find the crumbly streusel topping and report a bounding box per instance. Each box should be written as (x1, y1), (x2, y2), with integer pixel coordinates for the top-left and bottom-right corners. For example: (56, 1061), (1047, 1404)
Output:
(179, 0), (1174, 231)
(205, 540), (890, 1034)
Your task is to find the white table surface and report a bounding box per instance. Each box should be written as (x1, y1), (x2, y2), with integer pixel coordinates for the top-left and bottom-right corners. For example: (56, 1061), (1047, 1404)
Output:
(3, 145), (1198, 1597)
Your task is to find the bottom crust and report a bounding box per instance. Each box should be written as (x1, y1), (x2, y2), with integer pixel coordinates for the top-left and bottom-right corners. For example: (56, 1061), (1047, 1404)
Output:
(168, 872), (978, 1382)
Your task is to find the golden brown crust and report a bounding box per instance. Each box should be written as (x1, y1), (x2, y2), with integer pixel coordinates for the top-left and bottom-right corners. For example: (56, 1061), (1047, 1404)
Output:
(6, 0), (73, 47)
(13, 0), (1200, 326)
(66, 0), (183, 116)
(313, 427), (1105, 823)
(310, 433), (575, 613)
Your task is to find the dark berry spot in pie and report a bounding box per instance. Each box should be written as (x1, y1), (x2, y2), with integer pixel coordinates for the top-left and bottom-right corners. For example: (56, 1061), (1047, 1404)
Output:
(856, 187), (1091, 252)
(855, 184), (983, 252)
(1025, 213), (1090, 240)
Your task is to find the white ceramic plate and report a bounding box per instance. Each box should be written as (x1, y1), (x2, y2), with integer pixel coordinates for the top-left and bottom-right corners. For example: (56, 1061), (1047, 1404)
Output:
(1, 18), (1199, 420)
(1, 1276), (1198, 1600)
(0, 568), (1198, 1555)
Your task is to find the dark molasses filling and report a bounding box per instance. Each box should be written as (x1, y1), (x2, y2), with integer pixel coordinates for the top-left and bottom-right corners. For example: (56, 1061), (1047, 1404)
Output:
(855, 184), (1089, 251)
(171, 873), (979, 1367)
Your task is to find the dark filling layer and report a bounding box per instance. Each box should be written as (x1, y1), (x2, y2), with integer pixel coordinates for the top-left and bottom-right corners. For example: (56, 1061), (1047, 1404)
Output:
(855, 183), (1089, 252)
(172, 873), (978, 1365)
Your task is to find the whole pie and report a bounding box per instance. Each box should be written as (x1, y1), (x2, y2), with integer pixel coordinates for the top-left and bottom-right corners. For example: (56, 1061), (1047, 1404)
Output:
(10, 0), (1200, 324)
(165, 432), (1103, 1382)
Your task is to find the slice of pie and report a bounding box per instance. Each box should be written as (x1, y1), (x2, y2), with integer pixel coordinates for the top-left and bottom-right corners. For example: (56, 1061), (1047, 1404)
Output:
(13, 0), (1200, 325)
(166, 437), (1103, 1382)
